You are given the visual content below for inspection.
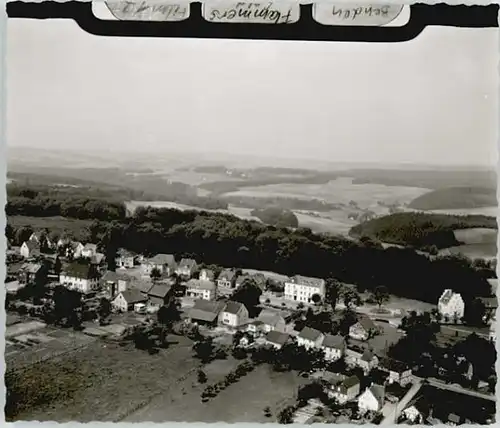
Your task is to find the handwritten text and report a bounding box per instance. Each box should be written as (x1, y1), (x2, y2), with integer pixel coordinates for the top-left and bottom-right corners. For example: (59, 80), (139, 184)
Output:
(204, 2), (299, 24)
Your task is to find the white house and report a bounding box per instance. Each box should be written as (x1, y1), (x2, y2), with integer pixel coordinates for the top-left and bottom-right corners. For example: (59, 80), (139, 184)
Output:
(199, 269), (215, 282)
(71, 242), (85, 259)
(328, 375), (361, 404)
(257, 310), (286, 333)
(176, 258), (198, 278)
(380, 358), (412, 386)
(115, 248), (138, 269)
(101, 270), (130, 299)
(218, 301), (249, 329)
(438, 289), (465, 321)
(349, 314), (377, 341)
(297, 326), (325, 349)
(284, 275), (325, 303)
(142, 254), (177, 277)
(345, 348), (379, 374)
(81, 243), (98, 259)
(59, 262), (99, 294)
(321, 334), (346, 361)
(112, 289), (147, 312)
(217, 269), (236, 289)
(186, 279), (217, 301)
(358, 384), (385, 414)
(20, 241), (40, 259)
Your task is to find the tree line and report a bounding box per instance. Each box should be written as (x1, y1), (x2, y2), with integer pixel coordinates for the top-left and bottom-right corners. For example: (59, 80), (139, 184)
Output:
(349, 212), (497, 250)
(8, 204), (492, 306)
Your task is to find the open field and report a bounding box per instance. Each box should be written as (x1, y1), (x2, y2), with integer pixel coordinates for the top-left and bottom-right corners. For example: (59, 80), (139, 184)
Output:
(7, 215), (92, 239)
(222, 177), (430, 209)
(124, 363), (305, 422)
(126, 200), (261, 222)
(7, 334), (199, 422)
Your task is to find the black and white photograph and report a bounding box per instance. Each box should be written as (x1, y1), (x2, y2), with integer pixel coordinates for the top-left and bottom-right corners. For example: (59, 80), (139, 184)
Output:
(4, 2), (499, 424)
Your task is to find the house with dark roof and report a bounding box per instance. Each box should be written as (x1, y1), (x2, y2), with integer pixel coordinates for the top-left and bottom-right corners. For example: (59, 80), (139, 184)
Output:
(70, 241), (85, 259)
(401, 396), (432, 423)
(380, 358), (412, 386)
(345, 348), (379, 373)
(219, 301), (249, 329)
(90, 253), (106, 267)
(199, 269), (215, 282)
(18, 262), (44, 285)
(349, 314), (378, 341)
(112, 289), (147, 312)
(257, 309), (286, 333)
(328, 375), (361, 404)
(101, 270), (131, 298)
(188, 300), (226, 326)
(20, 241), (40, 259)
(142, 254), (177, 277)
(115, 248), (139, 269)
(264, 330), (290, 349)
(60, 262), (100, 293)
(29, 231), (54, 249)
(176, 258), (198, 278)
(147, 282), (173, 308)
(321, 334), (346, 361)
(186, 279), (217, 301)
(297, 326), (325, 349)
(358, 384), (385, 413)
(217, 269), (236, 289)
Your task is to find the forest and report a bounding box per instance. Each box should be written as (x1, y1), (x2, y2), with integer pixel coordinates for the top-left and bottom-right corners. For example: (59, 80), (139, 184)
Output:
(349, 212), (497, 250)
(249, 207), (299, 228)
(408, 186), (497, 211)
(7, 185), (496, 306)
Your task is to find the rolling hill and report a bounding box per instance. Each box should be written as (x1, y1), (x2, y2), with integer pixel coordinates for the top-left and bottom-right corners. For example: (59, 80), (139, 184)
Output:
(408, 187), (497, 211)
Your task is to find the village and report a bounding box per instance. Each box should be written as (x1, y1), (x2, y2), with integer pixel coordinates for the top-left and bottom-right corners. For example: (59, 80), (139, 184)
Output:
(5, 231), (498, 424)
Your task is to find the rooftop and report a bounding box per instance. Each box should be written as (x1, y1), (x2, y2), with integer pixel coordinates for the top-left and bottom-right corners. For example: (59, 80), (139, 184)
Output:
(287, 275), (325, 288)
(149, 253), (176, 266)
(223, 301), (247, 315)
(189, 300), (226, 322)
(147, 283), (172, 299)
(322, 334), (345, 350)
(355, 314), (377, 331)
(186, 279), (216, 291)
(218, 269), (236, 281)
(23, 240), (40, 251)
(298, 326), (324, 342)
(265, 330), (290, 346)
(179, 258), (197, 269)
(119, 289), (147, 304)
(62, 262), (98, 279)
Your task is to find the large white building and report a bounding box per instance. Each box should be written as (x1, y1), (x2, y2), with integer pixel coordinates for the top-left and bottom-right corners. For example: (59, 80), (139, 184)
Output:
(438, 289), (465, 320)
(284, 275), (326, 303)
(59, 262), (99, 294)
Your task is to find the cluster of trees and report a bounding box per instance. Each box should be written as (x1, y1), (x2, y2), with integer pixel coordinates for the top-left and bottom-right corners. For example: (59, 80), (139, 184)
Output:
(389, 311), (496, 391)
(349, 212), (497, 250)
(250, 207), (299, 228)
(7, 185), (127, 221)
(201, 360), (256, 402)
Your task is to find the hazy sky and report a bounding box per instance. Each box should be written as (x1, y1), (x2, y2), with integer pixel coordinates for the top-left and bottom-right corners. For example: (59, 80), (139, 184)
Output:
(7, 19), (499, 166)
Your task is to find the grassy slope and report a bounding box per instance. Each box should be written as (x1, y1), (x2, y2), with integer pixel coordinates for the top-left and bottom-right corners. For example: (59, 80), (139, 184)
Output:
(408, 187), (497, 211)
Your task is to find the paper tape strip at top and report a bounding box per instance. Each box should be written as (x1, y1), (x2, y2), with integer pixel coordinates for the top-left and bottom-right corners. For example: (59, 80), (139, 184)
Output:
(102, 1), (405, 25)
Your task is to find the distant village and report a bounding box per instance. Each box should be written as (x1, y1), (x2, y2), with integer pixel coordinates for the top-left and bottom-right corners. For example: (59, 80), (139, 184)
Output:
(6, 231), (498, 424)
